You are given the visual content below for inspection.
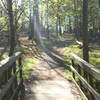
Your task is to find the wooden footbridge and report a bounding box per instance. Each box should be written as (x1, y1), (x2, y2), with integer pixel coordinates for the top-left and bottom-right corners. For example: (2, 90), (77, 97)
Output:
(0, 52), (100, 100)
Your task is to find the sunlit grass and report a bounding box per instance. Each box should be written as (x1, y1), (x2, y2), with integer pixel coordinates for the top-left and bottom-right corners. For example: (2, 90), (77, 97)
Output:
(64, 43), (100, 68)
(23, 57), (39, 79)
(63, 43), (81, 80)
(2, 53), (8, 59)
(63, 42), (100, 80)
(89, 45), (100, 69)
(63, 43), (82, 66)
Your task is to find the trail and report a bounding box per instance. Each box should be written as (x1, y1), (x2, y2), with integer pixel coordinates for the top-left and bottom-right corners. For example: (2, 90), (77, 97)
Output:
(25, 48), (82, 100)
(25, 12), (82, 99)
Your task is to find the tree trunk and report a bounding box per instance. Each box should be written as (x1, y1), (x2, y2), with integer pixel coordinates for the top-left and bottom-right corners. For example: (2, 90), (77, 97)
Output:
(73, 0), (79, 39)
(7, 0), (16, 56)
(58, 16), (62, 36)
(99, 0), (100, 36)
(46, 1), (49, 40)
(56, 19), (59, 37)
(68, 16), (72, 33)
(82, 0), (89, 62)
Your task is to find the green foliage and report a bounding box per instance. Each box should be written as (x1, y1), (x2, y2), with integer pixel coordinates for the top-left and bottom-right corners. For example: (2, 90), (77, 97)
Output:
(0, 17), (8, 31)
(0, 17), (5, 23)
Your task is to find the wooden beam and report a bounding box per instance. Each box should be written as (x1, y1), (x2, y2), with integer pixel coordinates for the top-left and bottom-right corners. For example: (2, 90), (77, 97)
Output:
(70, 53), (100, 81)
(0, 52), (21, 73)
(70, 65), (100, 100)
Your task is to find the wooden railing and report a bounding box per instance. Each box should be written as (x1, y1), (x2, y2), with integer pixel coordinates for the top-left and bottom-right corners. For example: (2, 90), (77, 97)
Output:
(0, 52), (24, 100)
(70, 53), (100, 100)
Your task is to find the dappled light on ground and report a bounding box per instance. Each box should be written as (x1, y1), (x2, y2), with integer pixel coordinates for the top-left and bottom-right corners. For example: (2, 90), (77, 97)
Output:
(24, 49), (82, 100)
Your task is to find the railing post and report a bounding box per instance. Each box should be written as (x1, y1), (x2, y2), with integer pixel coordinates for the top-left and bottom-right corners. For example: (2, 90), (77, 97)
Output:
(19, 56), (23, 83)
(0, 52), (25, 100)
(72, 60), (75, 79)
(88, 74), (94, 100)
(7, 66), (13, 99)
(2, 70), (8, 100)
(13, 62), (18, 100)
(78, 65), (82, 89)
(18, 56), (25, 100)
(70, 53), (100, 100)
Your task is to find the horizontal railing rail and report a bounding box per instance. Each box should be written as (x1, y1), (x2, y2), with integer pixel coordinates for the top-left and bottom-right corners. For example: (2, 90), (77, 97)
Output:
(0, 52), (24, 100)
(70, 53), (100, 100)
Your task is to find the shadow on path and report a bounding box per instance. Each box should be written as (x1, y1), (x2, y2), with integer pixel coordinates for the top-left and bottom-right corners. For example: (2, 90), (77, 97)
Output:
(24, 34), (82, 100)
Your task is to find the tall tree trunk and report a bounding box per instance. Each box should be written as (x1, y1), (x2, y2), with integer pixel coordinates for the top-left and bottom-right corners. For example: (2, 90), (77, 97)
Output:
(73, 0), (79, 39)
(7, 1), (16, 97)
(46, 1), (49, 40)
(82, 0), (89, 62)
(28, 0), (34, 40)
(56, 19), (59, 37)
(58, 16), (62, 36)
(99, 0), (100, 36)
(7, 0), (16, 56)
(21, 0), (25, 31)
(68, 16), (72, 33)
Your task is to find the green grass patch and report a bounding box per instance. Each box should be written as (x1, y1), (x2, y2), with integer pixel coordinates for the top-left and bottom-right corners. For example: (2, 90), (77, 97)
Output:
(64, 42), (100, 93)
(64, 42), (100, 68)
(1, 53), (8, 59)
(63, 43), (82, 67)
(63, 42), (100, 80)
(90, 49), (100, 69)
(23, 57), (39, 79)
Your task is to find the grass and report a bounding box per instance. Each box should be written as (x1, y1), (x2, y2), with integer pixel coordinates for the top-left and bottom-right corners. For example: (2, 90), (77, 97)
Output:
(63, 42), (100, 68)
(18, 35), (41, 80)
(63, 41), (100, 81)
(43, 38), (58, 47)
(89, 44), (100, 69)
(63, 41), (100, 94)
(0, 35), (42, 86)
(23, 57), (39, 79)
(1, 53), (39, 80)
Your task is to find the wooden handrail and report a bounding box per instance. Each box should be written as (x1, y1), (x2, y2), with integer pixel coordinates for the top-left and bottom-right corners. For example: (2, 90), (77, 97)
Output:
(70, 53), (100, 100)
(70, 53), (100, 81)
(0, 52), (24, 100)
(0, 52), (21, 73)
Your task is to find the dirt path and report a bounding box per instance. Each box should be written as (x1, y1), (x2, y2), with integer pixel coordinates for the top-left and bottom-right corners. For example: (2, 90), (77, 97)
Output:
(25, 50), (82, 100)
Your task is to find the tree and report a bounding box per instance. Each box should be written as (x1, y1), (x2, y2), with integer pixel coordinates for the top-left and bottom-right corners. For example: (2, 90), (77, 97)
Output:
(7, 0), (16, 56)
(82, 0), (89, 62)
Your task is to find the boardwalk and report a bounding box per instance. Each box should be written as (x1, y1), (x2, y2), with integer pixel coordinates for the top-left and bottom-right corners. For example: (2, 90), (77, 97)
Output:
(25, 50), (82, 100)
